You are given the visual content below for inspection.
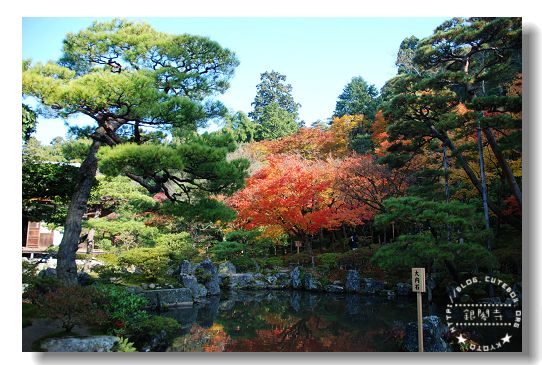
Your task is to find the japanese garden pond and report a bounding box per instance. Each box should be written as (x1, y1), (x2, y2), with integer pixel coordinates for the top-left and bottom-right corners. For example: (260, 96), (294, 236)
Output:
(159, 290), (437, 352)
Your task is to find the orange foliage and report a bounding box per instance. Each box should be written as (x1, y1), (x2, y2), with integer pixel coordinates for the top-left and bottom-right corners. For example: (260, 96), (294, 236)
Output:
(226, 154), (374, 237)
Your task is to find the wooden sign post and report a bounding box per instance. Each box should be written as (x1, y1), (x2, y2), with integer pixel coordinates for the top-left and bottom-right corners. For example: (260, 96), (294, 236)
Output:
(295, 241), (302, 254)
(412, 268), (426, 352)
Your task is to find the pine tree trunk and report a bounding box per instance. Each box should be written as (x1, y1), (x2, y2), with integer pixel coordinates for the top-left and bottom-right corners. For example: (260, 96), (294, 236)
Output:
(483, 127), (522, 207)
(57, 140), (101, 284)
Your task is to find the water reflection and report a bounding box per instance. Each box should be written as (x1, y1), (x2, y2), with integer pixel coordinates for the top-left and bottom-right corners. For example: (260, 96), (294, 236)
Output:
(163, 290), (418, 352)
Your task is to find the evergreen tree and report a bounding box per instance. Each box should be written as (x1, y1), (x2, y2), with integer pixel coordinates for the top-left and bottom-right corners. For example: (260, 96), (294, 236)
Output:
(249, 71), (301, 140)
(22, 19), (244, 283)
(334, 76), (379, 120)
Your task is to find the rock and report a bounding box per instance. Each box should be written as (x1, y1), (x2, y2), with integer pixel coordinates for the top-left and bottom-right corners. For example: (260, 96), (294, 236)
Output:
(360, 278), (385, 294)
(229, 273), (254, 289)
(194, 259), (220, 296)
(396, 283), (412, 296)
(252, 274), (268, 289)
(403, 315), (451, 352)
(42, 336), (119, 352)
(345, 270), (361, 293)
(179, 260), (193, 275)
(38, 267), (56, 278)
(218, 261), (236, 275)
(149, 283), (156, 289)
(77, 271), (93, 286)
(141, 283), (149, 290)
(141, 288), (193, 308)
(291, 266), (302, 289)
(303, 273), (320, 291)
(325, 284), (344, 293)
(274, 273), (291, 289)
(181, 274), (207, 300)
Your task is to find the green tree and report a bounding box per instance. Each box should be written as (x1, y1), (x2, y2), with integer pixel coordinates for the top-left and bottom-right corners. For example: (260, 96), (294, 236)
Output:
(255, 102), (299, 141)
(22, 19), (242, 284)
(334, 76), (379, 120)
(249, 71), (301, 140)
(22, 104), (37, 142)
(380, 17), (522, 226)
(223, 111), (257, 143)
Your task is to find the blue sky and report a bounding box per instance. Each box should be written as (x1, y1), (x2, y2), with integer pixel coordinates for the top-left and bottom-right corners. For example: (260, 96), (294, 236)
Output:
(23, 17), (449, 143)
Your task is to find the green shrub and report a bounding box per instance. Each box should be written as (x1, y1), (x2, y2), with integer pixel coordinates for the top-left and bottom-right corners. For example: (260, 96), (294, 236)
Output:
(259, 257), (284, 269)
(231, 256), (257, 272)
(46, 245), (59, 255)
(114, 337), (137, 352)
(339, 248), (374, 271)
(284, 253), (313, 266)
(118, 247), (170, 280)
(125, 315), (180, 351)
(209, 241), (247, 261)
(155, 232), (196, 260)
(316, 253), (341, 270)
(93, 283), (149, 335)
(96, 253), (119, 266)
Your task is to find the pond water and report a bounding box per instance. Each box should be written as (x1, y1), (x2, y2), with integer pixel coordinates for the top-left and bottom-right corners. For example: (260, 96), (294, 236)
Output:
(161, 290), (441, 352)
(159, 290), (522, 352)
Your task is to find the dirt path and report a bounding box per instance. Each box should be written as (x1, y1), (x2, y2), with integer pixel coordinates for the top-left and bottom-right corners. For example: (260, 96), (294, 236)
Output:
(22, 319), (91, 352)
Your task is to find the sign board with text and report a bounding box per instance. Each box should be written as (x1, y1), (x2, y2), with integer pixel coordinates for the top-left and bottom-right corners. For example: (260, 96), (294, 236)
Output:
(412, 268), (426, 293)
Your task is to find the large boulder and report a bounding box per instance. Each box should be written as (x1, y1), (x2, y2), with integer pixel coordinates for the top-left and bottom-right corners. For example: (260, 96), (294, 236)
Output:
(218, 261), (236, 275)
(345, 270), (361, 293)
(360, 278), (385, 294)
(42, 336), (119, 352)
(396, 282), (412, 296)
(303, 273), (321, 291)
(194, 259), (220, 296)
(229, 273), (255, 289)
(141, 288), (193, 308)
(180, 274), (207, 300)
(403, 315), (451, 352)
(38, 267), (56, 278)
(291, 266), (303, 289)
(252, 273), (268, 289)
(179, 260), (194, 275)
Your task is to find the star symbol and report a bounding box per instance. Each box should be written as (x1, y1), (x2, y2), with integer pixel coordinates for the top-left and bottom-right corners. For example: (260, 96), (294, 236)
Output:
(456, 334), (467, 344)
(501, 333), (512, 344)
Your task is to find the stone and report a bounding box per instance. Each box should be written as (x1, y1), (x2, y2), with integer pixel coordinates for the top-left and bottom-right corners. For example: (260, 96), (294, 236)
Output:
(77, 271), (93, 286)
(403, 315), (451, 352)
(291, 266), (302, 289)
(218, 261), (236, 275)
(149, 283), (156, 289)
(325, 284), (344, 293)
(229, 273), (254, 289)
(396, 282), (412, 296)
(42, 336), (119, 352)
(345, 270), (361, 293)
(194, 259), (220, 296)
(38, 267), (56, 278)
(276, 272), (291, 287)
(360, 278), (385, 294)
(140, 288), (193, 308)
(179, 260), (193, 275)
(303, 273), (320, 291)
(181, 274), (207, 300)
